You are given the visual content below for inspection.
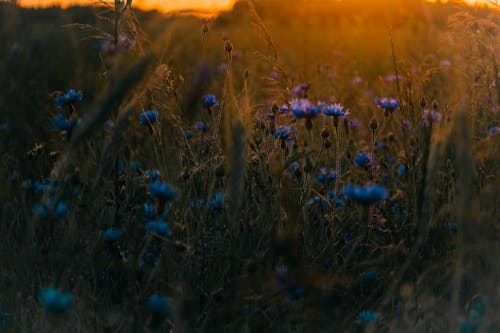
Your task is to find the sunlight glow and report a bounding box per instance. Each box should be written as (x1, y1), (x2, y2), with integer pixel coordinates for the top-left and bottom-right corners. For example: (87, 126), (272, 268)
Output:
(16, 0), (496, 14)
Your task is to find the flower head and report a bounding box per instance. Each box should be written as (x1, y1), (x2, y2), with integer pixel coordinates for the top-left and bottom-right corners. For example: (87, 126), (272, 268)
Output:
(55, 202), (68, 220)
(56, 89), (83, 109)
(354, 152), (373, 168)
(489, 126), (499, 136)
(148, 294), (170, 317)
(146, 221), (171, 237)
(289, 99), (323, 120)
(375, 97), (399, 115)
(274, 125), (296, 142)
(140, 110), (160, 126)
(421, 109), (441, 127)
(324, 103), (349, 118)
(53, 114), (74, 133)
(149, 182), (179, 202)
(195, 121), (208, 133)
(343, 183), (388, 206)
(40, 288), (73, 313)
(102, 228), (121, 242)
(202, 95), (219, 109)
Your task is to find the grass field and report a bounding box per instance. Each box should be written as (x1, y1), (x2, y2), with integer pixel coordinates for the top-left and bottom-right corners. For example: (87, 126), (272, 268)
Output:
(0, 0), (499, 332)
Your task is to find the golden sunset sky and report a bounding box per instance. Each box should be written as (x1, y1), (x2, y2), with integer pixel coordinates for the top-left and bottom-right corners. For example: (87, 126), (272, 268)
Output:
(16, 0), (495, 13)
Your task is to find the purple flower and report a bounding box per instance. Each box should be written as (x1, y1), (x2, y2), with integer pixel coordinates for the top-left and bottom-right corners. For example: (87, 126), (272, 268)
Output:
(291, 83), (310, 97)
(274, 125), (296, 142)
(324, 103), (349, 118)
(375, 97), (399, 114)
(421, 109), (441, 127)
(352, 76), (362, 85)
(439, 60), (452, 67)
(489, 126), (499, 136)
(289, 99), (322, 120)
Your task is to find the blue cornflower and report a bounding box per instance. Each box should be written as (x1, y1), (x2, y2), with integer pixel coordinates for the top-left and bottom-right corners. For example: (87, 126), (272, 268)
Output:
(55, 202), (68, 220)
(289, 99), (322, 120)
(357, 310), (381, 324)
(149, 182), (179, 202)
(148, 294), (170, 317)
(324, 103), (349, 118)
(274, 125), (296, 142)
(143, 203), (157, 220)
(33, 203), (49, 219)
(56, 89), (83, 109)
(40, 288), (73, 313)
(375, 97), (399, 115)
(291, 83), (310, 97)
(208, 192), (224, 213)
(195, 121), (208, 133)
(202, 95), (219, 109)
(343, 183), (388, 206)
(421, 109), (441, 127)
(140, 110), (160, 126)
(360, 271), (380, 283)
(146, 170), (161, 183)
(146, 221), (171, 237)
(102, 228), (121, 242)
(53, 114), (74, 133)
(185, 131), (195, 139)
(402, 120), (413, 132)
(397, 164), (406, 175)
(316, 168), (337, 184)
(354, 152), (372, 168)
(130, 162), (141, 171)
(489, 126), (499, 136)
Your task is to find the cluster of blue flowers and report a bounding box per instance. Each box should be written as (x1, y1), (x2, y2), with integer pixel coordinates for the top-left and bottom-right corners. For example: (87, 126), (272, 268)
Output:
(140, 110), (160, 126)
(102, 227), (121, 243)
(149, 182), (179, 202)
(375, 97), (399, 114)
(343, 183), (388, 206)
(40, 288), (73, 313)
(56, 89), (83, 109)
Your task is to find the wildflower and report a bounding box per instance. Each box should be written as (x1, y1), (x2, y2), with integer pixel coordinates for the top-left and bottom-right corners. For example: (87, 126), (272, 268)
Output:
(140, 110), (160, 126)
(55, 202), (68, 220)
(343, 183), (388, 206)
(375, 97), (399, 115)
(202, 95), (219, 110)
(130, 162), (141, 171)
(102, 228), (121, 242)
(146, 170), (161, 183)
(352, 76), (362, 85)
(56, 89), (83, 109)
(104, 119), (114, 129)
(148, 294), (170, 317)
(316, 168), (337, 184)
(195, 121), (208, 133)
(323, 103), (349, 118)
(489, 126), (499, 136)
(208, 192), (224, 213)
(274, 125), (296, 142)
(272, 265), (304, 301)
(144, 203), (157, 220)
(402, 120), (413, 132)
(146, 221), (171, 237)
(354, 152), (372, 168)
(357, 310), (381, 324)
(33, 203), (49, 219)
(397, 164), (406, 175)
(291, 83), (310, 97)
(185, 131), (194, 139)
(218, 63), (228, 73)
(349, 118), (360, 128)
(289, 99), (322, 120)
(439, 60), (452, 67)
(94, 34), (135, 54)
(421, 109), (441, 127)
(384, 75), (402, 83)
(149, 182), (179, 202)
(53, 114), (74, 133)
(40, 288), (73, 313)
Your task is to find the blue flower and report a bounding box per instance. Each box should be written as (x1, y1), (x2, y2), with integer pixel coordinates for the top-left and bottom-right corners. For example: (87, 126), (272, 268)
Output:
(130, 162), (141, 171)
(354, 152), (372, 168)
(146, 221), (171, 237)
(324, 103), (349, 118)
(143, 203), (157, 220)
(202, 95), (219, 109)
(55, 202), (69, 220)
(375, 97), (399, 114)
(148, 294), (170, 317)
(185, 131), (195, 139)
(195, 121), (208, 133)
(289, 99), (322, 120)
(40, 288), (73, 313)
(274, 125), (296, 142)
(489, 126), (499, 136)
(316, 168), (337, 184)
(343, 183), (388, 206)
(140, 110), (160, 126)
(421, 109), (441, 127)
(102, 228), (121, 242)
(33, 203), (49, 219)
(146, 170), (161, 183)
(56, 89), (83, 109)
(357, 310), (381, 324)
(208, 192), (224, 213)
(397, 164), (406, 175)
(53, 114), (74, 133)
(149, 182), (179, 202)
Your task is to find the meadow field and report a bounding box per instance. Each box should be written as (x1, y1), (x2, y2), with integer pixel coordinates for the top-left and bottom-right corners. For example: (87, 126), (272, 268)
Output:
(0, 0), (499, 332)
